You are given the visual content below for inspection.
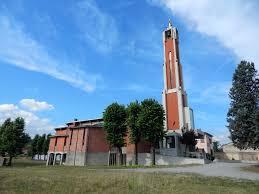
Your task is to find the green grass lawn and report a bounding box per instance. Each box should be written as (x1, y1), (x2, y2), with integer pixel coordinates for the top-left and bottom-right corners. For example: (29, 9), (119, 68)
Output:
(1, 158), (259, 194)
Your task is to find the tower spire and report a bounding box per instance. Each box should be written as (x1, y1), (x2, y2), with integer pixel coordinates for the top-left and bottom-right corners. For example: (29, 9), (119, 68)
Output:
(168, 19), (172, 28)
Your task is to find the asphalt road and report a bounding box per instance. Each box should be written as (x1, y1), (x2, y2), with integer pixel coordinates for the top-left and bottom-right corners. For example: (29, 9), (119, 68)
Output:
(115, 162), (259, 181)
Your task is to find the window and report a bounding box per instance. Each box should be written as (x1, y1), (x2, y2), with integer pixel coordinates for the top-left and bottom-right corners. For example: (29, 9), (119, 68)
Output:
(167, 136), (175, 148)
(165, 29), (172, 39)
(64, 137), (67, 146)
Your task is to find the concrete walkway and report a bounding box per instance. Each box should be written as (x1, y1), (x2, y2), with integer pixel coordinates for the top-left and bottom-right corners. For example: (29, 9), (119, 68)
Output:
(113, 162), (259, 181)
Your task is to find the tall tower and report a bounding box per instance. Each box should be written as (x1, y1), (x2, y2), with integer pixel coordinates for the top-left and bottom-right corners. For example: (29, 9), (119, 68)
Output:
(162, 20), (194, 134)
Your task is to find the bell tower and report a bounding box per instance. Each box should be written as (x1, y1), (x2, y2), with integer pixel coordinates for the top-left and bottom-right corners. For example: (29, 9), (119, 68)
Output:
(162, 20), (194, 134)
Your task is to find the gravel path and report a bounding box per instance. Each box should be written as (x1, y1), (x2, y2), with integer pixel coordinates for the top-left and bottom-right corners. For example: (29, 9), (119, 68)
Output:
(114, 162), (259, 181)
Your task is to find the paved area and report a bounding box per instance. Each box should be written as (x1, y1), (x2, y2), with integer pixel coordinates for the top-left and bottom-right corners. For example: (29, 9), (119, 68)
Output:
(114, 162), (259, 181)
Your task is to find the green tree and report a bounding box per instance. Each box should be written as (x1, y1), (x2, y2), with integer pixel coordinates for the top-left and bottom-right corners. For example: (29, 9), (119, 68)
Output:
(0, 117), (27, 165)
(37, 134), (45, 159)
(181, 129), (197, 155)
(213, 141), (221, 152)
(31, 134), (40, 159)
(103, 102), (127, 165)
(138, 99), (165, 165)
(43, 133), (51, 160)
(227, 61), (259, 149)
(126, 101), (141, 165)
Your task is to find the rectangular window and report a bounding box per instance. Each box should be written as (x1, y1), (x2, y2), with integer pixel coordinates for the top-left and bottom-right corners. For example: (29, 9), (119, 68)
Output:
(64, 137), (67, 146)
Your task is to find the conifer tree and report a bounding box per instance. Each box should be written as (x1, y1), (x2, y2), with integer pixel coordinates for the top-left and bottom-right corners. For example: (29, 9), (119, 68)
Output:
(227, 61), (259, 149)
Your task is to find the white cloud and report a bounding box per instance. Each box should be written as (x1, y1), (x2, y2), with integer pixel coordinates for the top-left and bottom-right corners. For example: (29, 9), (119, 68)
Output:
(74, 0), (118, 53)
(213, 132), (231, 144)
(0, 104), (18, 112)
(0, 102), (54, 136)
(0, 13), (100, 92)
(150, 0), (259, 69)
(191, 82), (231, 104)
(20, 99), (54, 112)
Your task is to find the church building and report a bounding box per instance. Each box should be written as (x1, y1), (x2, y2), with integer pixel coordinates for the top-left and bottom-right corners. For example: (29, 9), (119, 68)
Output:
(46, 21), (213, 166)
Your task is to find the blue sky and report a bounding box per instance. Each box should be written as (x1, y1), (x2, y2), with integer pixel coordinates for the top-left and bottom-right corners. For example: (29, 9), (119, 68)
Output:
(0, 0), (258, 143)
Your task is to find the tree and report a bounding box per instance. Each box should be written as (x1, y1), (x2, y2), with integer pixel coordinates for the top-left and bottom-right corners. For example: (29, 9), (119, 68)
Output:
(43, 134), (51, 160)
(103, 102), (127, 165)
(126, 101), (141, 165)
(31, 134), (40, 159)
(213, 141), (222, 152)
(0, 117), (27, 165)
(227, 61), (259, 149)
(138, 99), (165, 165)
(181, 129), (197, 155)
(37, 134), (45, 159)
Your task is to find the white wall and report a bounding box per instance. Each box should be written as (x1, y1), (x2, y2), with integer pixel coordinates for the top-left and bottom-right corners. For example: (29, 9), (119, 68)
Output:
(129, 153), (208, 166)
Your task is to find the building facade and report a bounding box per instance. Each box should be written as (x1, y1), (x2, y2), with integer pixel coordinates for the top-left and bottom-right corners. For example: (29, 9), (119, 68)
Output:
(47, 118), (110, 166)
(46, 20), (213, 166)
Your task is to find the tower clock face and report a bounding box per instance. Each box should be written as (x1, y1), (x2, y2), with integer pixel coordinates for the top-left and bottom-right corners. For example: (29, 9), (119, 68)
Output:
(165, 30), (171, 39)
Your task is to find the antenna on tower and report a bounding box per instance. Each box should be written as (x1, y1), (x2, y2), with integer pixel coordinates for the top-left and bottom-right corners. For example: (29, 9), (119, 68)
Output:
(168, 19), (173, 28)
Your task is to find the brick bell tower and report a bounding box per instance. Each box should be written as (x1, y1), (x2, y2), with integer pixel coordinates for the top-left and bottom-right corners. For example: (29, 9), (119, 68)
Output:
(162, 20), (195, 134)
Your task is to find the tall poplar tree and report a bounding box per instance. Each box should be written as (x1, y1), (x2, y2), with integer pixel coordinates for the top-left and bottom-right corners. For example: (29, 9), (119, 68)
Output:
(126, 101), (141, 165)
(227, 61), (259, 149)
(103, 103), (127, 165)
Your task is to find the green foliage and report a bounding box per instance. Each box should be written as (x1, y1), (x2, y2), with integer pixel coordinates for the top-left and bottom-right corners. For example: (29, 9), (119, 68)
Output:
(126, 101), (141, 165)
(181, 129), (197, 153)
(30, 133), (50, 159)
(0, 117), (28, 165)
(37, 134), (45, 155)
(103, 102), (127, 149)
(213, 141), (222, 152)
(31, 134), (40, 157)
(127, 101), (141, 144)
(138, 99), (165, 144)
(138, 99), (165, 165)
(227, 61), (259, 149)
(43, 134), (51, 155)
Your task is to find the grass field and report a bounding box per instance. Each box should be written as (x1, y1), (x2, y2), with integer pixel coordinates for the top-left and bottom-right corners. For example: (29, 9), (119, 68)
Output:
(1, 158), (259, 194)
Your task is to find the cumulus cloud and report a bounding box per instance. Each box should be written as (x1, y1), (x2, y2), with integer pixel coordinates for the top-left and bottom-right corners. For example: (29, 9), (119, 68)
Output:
(0, 100), (55, 135)
(20, 99), (54, 112)
(73, 0), (118, 53)
(0, 13), (100, 92)
(149, 0), (259, 69)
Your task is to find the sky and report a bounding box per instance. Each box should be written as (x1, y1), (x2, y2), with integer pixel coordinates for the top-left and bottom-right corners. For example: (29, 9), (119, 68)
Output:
(0, 0), (258, 144)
